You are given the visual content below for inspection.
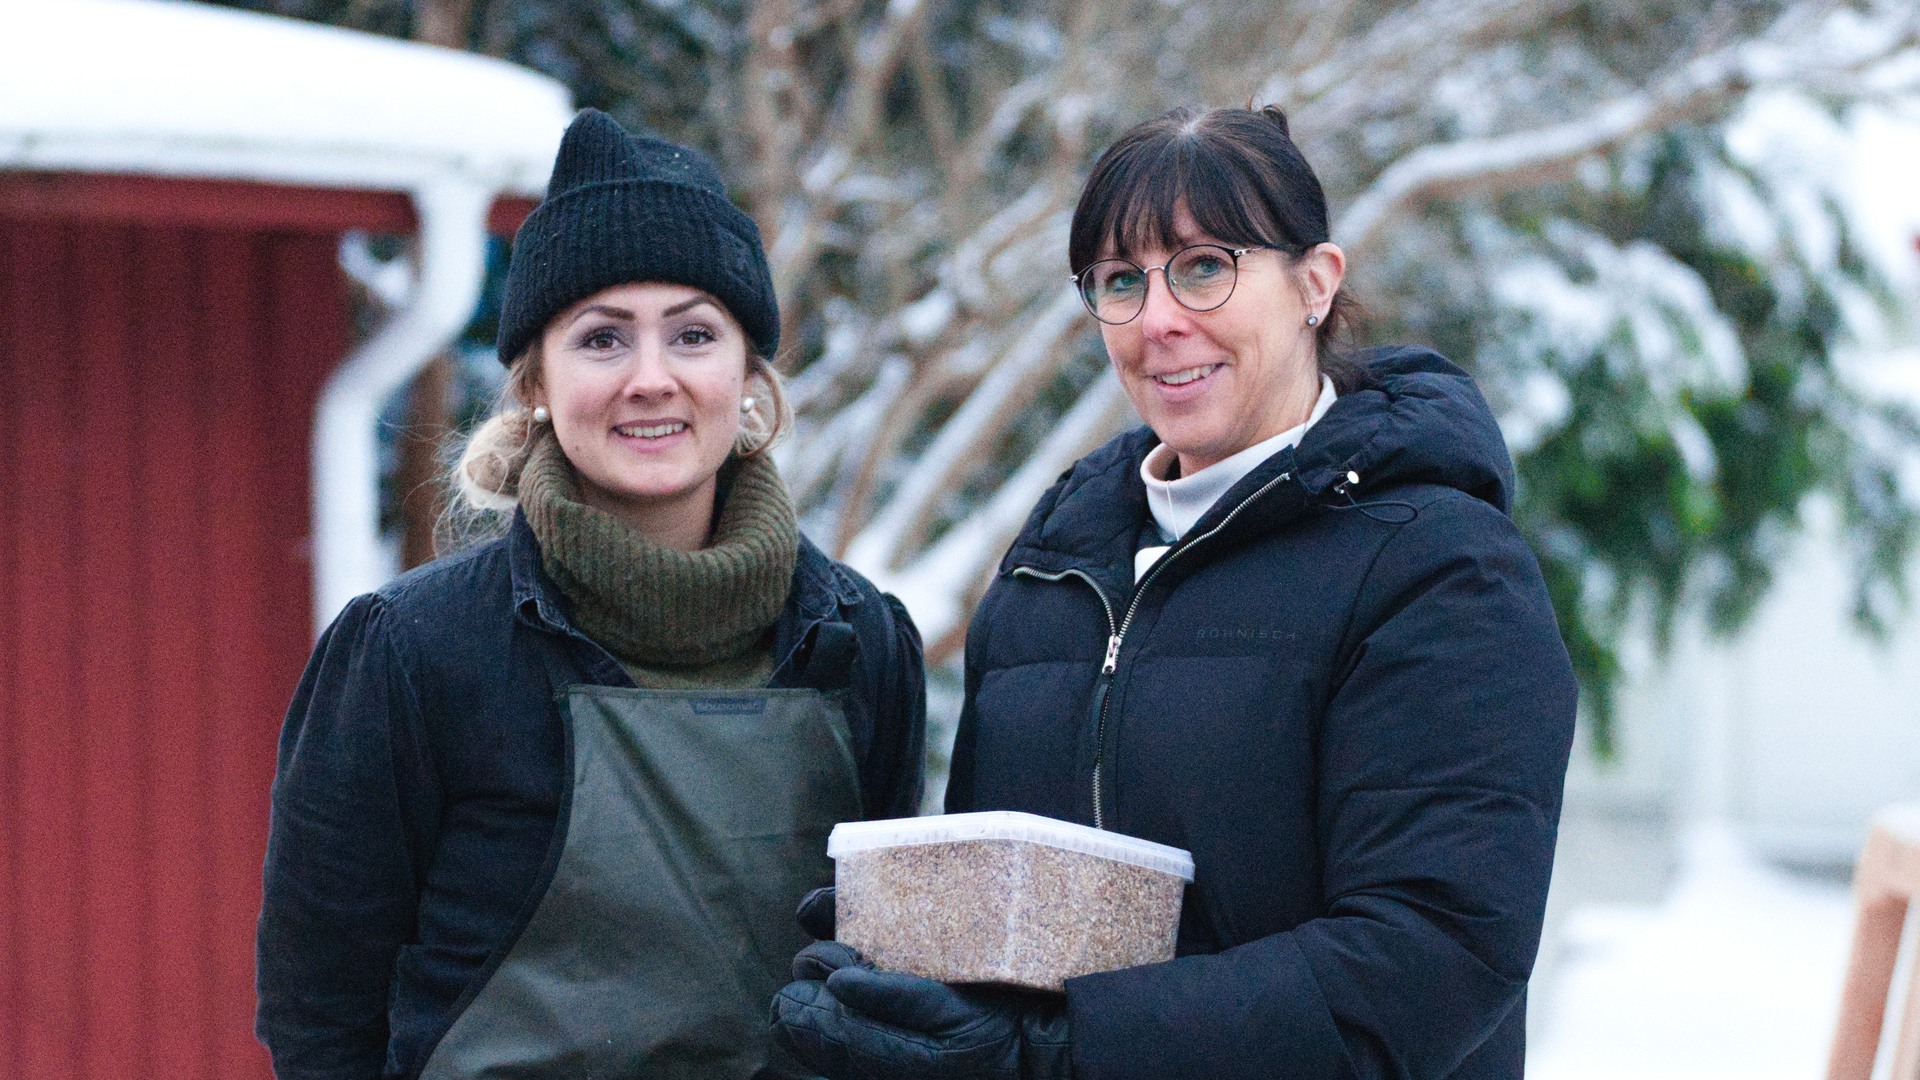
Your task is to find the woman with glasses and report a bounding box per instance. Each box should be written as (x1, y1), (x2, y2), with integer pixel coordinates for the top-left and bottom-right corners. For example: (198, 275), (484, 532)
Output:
(773, 104), (1577, 1080)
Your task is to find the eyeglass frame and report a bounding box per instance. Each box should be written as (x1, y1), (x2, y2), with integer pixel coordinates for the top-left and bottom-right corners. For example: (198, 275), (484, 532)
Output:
(1068, 243), (1271, 325)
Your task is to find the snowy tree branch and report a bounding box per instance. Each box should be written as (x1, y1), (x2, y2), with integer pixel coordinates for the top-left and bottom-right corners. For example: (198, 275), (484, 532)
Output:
(1275, 0), (1538, 107)
(876, 370), (1133, 660)
(1334, 4), (1918, 254)
(844, 289), (1085, 573)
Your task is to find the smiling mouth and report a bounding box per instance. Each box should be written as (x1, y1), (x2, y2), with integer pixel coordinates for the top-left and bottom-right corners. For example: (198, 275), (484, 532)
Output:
(1152, 364), (1220, 387)
(615, 421), (689, 438)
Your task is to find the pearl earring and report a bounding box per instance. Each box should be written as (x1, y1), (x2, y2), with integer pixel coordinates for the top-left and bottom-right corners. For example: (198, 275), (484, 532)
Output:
(741, 396), (756, 413)
(531, 405), (550, 423)
(1305, 314), (1320, 327)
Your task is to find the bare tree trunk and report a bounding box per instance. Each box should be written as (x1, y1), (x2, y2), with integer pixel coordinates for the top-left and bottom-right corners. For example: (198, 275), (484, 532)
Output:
(396, 356), (454, 569)
(395, 0), (475, 568)
(416, 0), (472, 49)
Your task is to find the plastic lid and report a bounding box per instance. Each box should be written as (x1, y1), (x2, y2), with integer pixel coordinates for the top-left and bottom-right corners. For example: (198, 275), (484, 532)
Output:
(829, 811), (1195, 882)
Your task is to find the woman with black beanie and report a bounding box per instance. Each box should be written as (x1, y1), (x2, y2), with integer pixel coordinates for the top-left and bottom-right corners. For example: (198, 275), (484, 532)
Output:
(257, 108), (925, 1080)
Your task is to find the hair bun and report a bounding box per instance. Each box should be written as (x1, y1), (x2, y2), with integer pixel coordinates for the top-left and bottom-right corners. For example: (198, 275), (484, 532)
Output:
(1259, 104), (1293, 141)
(456, 411), (535, 512)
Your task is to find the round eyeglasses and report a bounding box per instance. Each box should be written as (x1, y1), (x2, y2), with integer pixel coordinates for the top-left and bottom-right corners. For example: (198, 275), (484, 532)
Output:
(1070, 244), (1267, 325)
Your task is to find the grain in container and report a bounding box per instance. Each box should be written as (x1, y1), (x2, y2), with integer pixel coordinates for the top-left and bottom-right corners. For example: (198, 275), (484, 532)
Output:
(829, 811), (1195, 992)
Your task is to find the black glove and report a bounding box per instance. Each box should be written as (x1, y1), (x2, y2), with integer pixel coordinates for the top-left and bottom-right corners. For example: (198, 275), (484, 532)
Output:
(796, 885), (836, 941)
(771, 939), (1072, 1080)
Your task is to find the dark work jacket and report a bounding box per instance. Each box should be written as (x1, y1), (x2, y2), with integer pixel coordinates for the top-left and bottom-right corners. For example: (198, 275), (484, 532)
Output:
(256, 513), (925, 1080)
(946, 346), (1576, 1080)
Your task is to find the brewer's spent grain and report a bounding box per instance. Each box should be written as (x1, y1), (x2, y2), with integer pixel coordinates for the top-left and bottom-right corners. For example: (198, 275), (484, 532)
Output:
(836, 838), (1185, 992)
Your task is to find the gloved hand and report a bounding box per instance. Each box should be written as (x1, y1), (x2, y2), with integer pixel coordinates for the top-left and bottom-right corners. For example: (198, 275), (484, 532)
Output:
(796, 885), (836, 941)
(771, 939), (1072, 1080)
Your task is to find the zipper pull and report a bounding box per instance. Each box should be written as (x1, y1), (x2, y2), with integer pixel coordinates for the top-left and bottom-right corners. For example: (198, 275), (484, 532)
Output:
(1102, 634), (1121, 675)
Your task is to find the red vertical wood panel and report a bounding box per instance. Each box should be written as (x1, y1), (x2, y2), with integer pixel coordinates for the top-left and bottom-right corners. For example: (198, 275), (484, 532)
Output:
(264, 235), (342, 685)
(134, 226), (217, 1077)
(219, 232), (343, 1079)
(202, 228), (277, 1080)
(199, 230), (238, 1077)
(250, 240), (346, 1074)
(2, 207), (352, 1080)
(0, 219), (21, 1080)
(74, 222), (150, 1077)
(9, 218), (87, 1080)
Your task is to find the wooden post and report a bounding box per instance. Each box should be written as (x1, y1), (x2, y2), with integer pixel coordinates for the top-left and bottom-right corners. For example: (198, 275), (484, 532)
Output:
(1829, 806), (1920, 1080)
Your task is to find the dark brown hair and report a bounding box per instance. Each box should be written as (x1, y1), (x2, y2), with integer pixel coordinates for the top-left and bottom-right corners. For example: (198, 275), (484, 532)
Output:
(1068, 105), (1366, 390)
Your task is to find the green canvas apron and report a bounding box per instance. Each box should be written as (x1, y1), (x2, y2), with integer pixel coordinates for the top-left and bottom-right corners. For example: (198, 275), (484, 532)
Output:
(419, 677), (862, 1079)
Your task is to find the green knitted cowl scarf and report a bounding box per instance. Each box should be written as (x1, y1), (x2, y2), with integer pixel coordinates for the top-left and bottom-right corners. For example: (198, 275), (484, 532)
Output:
(518, 431), (798, 688)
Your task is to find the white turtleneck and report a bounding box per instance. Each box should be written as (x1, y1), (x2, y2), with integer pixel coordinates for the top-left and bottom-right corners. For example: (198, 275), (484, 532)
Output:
(1134, 374), (1337, 582)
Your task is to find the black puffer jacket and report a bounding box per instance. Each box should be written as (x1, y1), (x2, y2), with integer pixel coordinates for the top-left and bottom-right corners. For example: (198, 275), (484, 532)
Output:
(946, 346), (1576, 1079)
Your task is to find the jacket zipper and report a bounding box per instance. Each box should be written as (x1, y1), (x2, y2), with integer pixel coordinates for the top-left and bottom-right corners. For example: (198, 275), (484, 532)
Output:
(1011, 470), (1293, 829)
(1009, 565), (1118, 825)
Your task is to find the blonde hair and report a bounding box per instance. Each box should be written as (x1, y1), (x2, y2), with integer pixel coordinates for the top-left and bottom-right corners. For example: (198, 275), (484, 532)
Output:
(447, 341), (793, 523)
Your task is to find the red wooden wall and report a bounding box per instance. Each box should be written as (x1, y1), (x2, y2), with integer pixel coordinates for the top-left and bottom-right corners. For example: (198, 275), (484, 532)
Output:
(0, 174), (534, 1079)
(0, 201), (346, 1079)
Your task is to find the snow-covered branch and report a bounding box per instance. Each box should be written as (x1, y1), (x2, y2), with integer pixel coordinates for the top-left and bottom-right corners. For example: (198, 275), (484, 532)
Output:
(843, 288), (1086, 573)
(781, 353), (910, 512)
(943, 180), (1062, 313)
(758, 0), (931, 302)
(1333, 4), (1916, 254)
(879, 370), (1133, 660)
(1269, 0), (1554, 111)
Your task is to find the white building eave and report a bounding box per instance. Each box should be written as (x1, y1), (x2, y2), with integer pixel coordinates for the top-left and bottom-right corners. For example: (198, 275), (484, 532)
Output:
(0, 0), (570, 196)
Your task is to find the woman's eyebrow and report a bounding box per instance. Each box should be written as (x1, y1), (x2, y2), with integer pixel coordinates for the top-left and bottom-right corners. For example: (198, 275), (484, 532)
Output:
(661, 296), (718, 319)
(567, 303), (635, 326)
(564, 296), (718, 328)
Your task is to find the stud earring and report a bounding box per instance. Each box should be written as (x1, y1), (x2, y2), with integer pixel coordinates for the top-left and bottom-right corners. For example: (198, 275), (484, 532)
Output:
(1305, 314), (1320, 327)
(531, 405), (550, 423)
(741, 396), (756, 413)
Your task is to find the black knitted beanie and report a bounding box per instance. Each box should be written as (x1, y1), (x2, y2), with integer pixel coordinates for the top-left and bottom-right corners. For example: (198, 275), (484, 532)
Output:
(497, 108), (779, 365)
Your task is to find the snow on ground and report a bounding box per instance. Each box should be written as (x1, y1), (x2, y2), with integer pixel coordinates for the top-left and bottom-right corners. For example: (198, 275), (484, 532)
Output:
(1529, 822), (1857, 1080)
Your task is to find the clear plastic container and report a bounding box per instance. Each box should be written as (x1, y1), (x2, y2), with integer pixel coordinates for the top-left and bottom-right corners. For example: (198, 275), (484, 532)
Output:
(829, 811), (1196, 992)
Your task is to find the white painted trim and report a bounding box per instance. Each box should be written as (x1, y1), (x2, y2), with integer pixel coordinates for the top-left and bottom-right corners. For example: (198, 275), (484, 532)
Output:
(311, 179), (493, 632)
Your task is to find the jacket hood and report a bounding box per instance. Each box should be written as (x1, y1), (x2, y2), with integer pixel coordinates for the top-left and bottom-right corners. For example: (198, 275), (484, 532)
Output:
(1005, 346), (1514, 576)
(1297, 345), (1513, 510)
